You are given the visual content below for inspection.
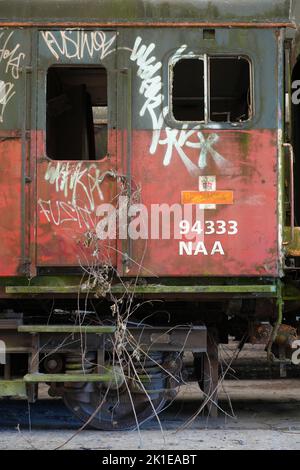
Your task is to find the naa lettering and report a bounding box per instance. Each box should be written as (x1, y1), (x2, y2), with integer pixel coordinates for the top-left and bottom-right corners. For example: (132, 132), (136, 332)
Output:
(179, 240), (225, 256)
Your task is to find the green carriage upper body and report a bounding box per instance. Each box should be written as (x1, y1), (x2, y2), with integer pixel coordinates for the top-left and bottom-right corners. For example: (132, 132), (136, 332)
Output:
(0, 0), (299, 26)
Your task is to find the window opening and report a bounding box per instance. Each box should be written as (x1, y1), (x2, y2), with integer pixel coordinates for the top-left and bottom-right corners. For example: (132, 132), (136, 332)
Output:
(209, 57), (251, 123)
(172, 58), (205, 122)
(46, 66), (108, 160)
(171, 55), (251, 123)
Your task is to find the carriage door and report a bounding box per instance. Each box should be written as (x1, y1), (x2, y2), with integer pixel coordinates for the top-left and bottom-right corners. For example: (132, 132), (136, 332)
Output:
(36, 30), (117, 269)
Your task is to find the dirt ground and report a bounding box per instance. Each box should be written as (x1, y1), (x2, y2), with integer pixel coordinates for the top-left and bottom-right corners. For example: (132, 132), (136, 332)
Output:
(0, 379), (300, 450)
(1, 345), (300, 450)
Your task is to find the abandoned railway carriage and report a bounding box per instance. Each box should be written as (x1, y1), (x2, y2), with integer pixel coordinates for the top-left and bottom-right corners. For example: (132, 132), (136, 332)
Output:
(1, 0), (300, 430)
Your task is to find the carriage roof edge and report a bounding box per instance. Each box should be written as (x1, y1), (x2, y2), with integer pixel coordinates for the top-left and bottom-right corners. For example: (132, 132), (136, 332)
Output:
(0, 0), (298, 27)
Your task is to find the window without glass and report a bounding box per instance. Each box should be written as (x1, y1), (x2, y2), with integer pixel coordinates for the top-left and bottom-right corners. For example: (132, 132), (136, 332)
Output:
(172, 59), (205, 121)
(46, 67), (108, 160)
(171, 56), (251, 123)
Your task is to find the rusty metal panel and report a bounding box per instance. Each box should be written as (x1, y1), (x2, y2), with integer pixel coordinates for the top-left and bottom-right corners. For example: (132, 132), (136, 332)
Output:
(34, 27), (281, 277)
(37, 155), (118, 266)
(35, 30), (118, 267)
(0, 30), (31, 276)
(128, 129), (278, 276)
(0, 137), (22, 275)
(128, 326), (207, 352)
(0, 333), (33, 352)
(0, 25), (282, 279)
(116, 28), (280, 277)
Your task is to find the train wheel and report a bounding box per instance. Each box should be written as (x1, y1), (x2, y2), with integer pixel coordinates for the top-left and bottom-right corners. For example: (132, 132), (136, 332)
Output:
(62, 352), (178, 430)
(63, 384), (167, 431)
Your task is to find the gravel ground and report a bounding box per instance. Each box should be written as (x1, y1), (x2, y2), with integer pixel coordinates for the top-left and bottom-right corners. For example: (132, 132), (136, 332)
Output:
(0, 379), (300, 450)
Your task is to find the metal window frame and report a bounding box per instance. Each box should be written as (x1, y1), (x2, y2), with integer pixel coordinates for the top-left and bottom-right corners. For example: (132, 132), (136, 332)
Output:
(169, 53), (253, 126)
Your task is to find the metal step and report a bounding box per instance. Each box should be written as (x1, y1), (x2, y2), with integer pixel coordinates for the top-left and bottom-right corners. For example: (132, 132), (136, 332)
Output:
(0, 379), (27, 397)
(24, 373), (121, 383)
(18, 325), (116, 334)
(7, 284), (277, 295)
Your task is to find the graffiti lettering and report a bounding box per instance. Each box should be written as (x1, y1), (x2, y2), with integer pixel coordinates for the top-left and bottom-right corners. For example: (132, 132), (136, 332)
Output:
(130, 36), (163, 127)
(38, 199), (95, 230)
(44, 162), (116, 213)
(0, 31), (25, 123)
(131, 38), (229, 174)
(151, 113), (228, 175)
(0, 80), (15, 122)
(0, 31), (25, 80)
(42, 30), (116, 61)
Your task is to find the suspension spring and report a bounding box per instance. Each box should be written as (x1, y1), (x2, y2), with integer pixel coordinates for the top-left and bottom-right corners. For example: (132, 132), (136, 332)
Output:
(130, 352), (166, 396)
(65, 352), (96, 375)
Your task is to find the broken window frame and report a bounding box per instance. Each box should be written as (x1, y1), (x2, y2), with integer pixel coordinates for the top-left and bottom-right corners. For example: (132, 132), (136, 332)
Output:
(169, 53), (253, 126)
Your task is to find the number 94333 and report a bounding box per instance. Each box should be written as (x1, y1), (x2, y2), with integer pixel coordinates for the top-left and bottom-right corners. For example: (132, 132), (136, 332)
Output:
(179, 220), (238, 236)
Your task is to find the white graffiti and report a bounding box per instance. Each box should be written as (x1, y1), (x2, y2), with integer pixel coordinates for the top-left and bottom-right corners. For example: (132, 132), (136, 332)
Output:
(42, 30), (116, 61)
(0, 31), (25, 123)
(38, 199), (95, 230)
(130, 37), (228, 174)
(154, 124), (228, 174)
(0, 80), (15, 123)
(0, 31), (25, 80)
(44, 161), (116, 213)
(130, 36), (163, 129)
